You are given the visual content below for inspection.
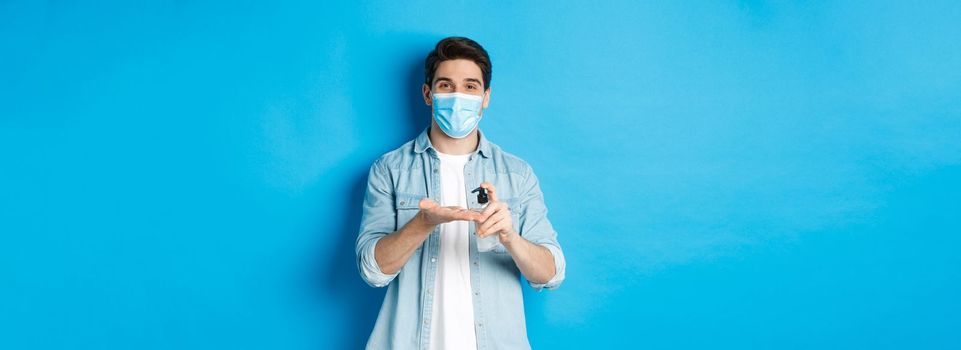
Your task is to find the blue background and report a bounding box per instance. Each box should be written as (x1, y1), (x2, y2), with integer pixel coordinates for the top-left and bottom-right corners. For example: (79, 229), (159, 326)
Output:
(2, 1), (960, 349)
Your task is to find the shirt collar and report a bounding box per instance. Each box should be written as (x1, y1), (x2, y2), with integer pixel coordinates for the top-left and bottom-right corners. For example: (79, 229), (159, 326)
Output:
(414, 126), (492, 158)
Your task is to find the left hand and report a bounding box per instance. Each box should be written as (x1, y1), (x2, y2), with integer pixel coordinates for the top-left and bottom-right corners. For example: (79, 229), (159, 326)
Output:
(473, 182), (519, 245)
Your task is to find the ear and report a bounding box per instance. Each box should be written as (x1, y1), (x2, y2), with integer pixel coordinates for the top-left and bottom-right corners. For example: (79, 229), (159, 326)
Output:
(422, 84), (432, 106)
(482, 87), (491, 108)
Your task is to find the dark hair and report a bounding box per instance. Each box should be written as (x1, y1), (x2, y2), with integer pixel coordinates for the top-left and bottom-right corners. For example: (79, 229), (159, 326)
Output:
(424, 37), (492, 90)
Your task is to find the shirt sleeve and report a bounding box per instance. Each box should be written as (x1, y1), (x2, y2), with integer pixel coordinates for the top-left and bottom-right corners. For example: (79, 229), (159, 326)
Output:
(355, 159), (400, 288)
(516, 165), (567, 291)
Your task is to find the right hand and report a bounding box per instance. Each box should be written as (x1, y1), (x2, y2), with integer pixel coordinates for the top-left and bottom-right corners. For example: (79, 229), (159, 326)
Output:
(418, 198), (479, 226)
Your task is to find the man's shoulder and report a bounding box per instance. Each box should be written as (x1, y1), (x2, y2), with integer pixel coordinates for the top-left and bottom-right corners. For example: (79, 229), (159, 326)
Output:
(371, 139), (419, 171)
(485, 141), (534, 175)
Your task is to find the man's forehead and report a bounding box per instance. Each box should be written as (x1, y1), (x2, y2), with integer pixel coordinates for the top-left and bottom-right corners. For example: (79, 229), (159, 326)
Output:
(434, 59), (483, 80)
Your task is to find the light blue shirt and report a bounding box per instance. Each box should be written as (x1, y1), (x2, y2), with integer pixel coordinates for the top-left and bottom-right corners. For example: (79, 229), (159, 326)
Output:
(356, 127), (567, 349)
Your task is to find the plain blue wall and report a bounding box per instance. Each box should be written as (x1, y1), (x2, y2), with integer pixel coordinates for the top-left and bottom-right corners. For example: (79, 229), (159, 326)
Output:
(2, 1), (960, 349)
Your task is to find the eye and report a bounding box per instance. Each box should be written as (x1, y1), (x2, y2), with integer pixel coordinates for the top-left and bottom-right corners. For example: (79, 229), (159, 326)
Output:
(467, 84), (477, 90)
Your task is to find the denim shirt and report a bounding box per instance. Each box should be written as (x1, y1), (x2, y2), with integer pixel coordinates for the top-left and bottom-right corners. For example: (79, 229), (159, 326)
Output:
(355, 127), (566, 350)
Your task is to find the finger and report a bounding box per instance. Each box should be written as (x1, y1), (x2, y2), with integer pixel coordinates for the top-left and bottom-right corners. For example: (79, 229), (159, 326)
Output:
(490, 221), (512, 238)
(441, 206), (478, 221)
(419, 197), (438, 210)
(479, 182), (498, 202)
(455, 208), (481, 221)
(475, 201), (505, 224)
(483, 210), (507, 230)
(479, 216), (508, 238)
(477, 211), (508, 237)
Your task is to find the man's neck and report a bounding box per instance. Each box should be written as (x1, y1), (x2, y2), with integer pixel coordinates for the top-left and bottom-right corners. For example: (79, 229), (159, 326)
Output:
(428, 124), (479, 156)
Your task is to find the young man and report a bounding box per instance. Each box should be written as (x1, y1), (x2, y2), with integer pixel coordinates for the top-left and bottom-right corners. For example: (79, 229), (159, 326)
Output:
(355, 36), (566, 350)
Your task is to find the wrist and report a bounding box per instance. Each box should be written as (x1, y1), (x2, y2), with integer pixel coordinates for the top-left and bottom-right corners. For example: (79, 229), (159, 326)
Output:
(500, 229), (522, 249)
(409, 211), (437, 236)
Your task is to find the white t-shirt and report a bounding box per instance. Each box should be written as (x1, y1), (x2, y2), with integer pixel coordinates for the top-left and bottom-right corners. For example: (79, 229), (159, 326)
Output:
(428, 151), (477, 350)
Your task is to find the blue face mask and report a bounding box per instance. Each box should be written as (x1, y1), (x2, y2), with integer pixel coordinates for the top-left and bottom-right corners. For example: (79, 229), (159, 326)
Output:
(432, 92), (484, 139)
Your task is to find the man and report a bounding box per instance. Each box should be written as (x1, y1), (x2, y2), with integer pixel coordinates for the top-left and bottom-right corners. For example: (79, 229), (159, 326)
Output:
(355, 36), (566, 350)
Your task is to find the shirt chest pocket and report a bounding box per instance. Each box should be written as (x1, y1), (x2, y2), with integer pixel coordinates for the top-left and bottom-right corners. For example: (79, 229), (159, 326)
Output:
(394, 192), (424, 231)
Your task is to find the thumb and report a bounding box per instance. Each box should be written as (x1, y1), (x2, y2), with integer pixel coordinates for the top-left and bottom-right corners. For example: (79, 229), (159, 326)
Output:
(418, 197), (438, 210)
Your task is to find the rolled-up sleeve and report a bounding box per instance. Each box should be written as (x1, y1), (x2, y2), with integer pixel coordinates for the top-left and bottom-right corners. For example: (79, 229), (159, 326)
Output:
(355, 159), (399, 288)
(517, 166), (566, 291)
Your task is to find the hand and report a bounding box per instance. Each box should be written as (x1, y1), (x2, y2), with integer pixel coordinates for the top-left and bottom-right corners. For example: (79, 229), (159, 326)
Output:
(473, 182), (520, 245)
(418, 197), (479, 226)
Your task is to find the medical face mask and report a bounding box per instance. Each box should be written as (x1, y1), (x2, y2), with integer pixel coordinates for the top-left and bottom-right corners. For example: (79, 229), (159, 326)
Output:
(431, 92), (484, 139)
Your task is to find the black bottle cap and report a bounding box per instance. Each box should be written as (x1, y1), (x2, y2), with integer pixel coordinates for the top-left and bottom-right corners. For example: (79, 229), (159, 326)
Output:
(471, 187), (489, 204)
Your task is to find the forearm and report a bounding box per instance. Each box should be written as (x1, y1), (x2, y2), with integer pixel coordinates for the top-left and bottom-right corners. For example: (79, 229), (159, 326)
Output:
(374, 212), (435, 275)
(503, 233), (556, 284)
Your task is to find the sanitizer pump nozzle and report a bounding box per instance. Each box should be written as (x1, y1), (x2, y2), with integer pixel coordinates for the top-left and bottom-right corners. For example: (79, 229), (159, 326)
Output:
(471, 187), (489, 206)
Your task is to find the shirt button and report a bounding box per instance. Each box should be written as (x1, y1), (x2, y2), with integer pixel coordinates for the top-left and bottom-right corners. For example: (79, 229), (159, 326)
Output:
(431, 257), (436, 263)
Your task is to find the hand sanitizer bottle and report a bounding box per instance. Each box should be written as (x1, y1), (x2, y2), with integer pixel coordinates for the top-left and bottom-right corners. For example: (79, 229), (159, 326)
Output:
(471, 187), (500, 252)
